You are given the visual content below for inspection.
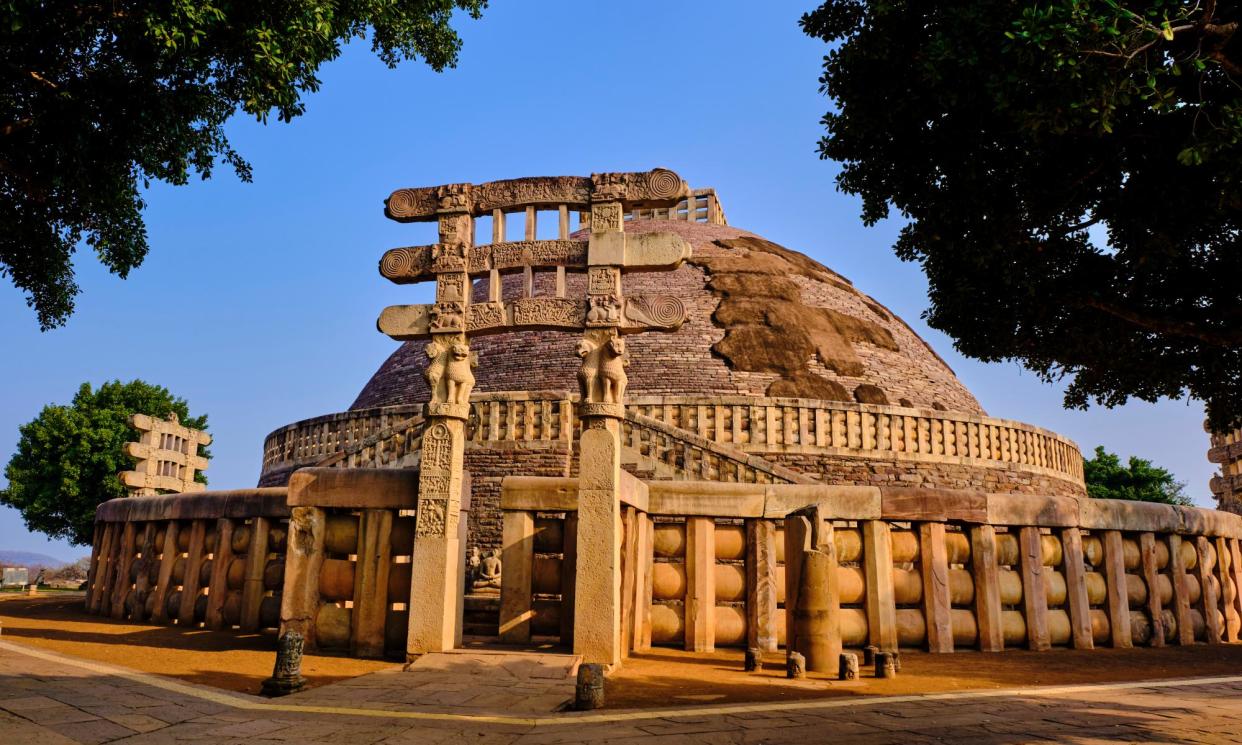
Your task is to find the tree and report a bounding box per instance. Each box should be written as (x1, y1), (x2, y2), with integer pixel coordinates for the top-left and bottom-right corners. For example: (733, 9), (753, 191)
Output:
(1082, 445), (1191, 505)
(0, 380), (208, 545)
(1, 1), (486, 330)
(801, 2), (1242, 429)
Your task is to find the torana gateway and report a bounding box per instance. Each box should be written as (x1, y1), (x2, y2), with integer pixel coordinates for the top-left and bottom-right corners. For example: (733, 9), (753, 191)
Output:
(86, 170), (1242, 687)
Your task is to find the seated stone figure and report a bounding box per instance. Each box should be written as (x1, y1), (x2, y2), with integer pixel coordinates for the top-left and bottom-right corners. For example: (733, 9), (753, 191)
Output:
(472, 549), (502, 592)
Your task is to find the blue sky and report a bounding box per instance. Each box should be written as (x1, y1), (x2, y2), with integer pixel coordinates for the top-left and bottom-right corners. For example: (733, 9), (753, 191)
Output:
(0, 1), (1218, 562)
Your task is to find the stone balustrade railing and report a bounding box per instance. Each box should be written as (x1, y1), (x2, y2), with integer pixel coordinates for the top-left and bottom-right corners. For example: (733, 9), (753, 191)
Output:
(260, 393), (1084, 488)
(627, 395), (1084, 485)
(498, 479), (1242, 656)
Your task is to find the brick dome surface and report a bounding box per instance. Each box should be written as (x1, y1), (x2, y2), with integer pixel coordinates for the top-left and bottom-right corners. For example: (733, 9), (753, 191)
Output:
(351, 220), (984, 414)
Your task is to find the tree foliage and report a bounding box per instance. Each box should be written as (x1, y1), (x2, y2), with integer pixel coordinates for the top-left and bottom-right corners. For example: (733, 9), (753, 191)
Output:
(0, 380), (208, 545)
(1082, 445), (1191, 505)
(802, 1), (1242, 429)
(0, 1), (486, 330)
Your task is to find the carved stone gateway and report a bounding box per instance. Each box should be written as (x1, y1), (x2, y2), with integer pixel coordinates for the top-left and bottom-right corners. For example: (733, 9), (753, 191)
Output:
(377, 169), (692, 659)
(118, 413), (211, 496)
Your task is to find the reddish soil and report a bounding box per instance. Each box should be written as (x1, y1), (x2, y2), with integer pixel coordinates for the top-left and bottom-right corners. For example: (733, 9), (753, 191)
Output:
(0, 596), (395, 695)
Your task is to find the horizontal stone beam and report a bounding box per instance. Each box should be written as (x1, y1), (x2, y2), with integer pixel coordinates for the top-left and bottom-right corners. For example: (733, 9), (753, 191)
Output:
(123, 442), (209, 471)
(129, 413), (212, 445)
(288, 467), (424, 509)
(378, 295), (686, 341)
(381, 240), (587, 283)
(384, 170), (689, 222)
(118, 471), (207, 493)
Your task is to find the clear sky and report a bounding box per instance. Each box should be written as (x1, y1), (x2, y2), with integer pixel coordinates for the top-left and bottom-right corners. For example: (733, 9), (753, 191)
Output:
(0, 1), (1218, 563)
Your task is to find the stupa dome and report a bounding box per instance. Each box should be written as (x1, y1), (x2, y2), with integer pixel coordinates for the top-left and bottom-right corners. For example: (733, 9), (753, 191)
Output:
(352, 220), (983, 414)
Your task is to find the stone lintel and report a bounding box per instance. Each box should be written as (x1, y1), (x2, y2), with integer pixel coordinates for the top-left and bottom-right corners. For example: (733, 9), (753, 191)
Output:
(378, 296), (685, 342)
(987, 493), (1079, 527)
(763, 485), (881, 520)
(130, 413), (213, 445)
(384, 170), (689, 222)
(288, 467), (419, 509)
(94, 488), (290, 522)
(879, 487), (989, 523)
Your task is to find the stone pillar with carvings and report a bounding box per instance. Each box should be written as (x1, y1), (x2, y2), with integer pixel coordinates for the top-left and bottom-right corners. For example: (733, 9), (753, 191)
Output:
(407, 186), (475, 655)
(574, 194), (629, 667)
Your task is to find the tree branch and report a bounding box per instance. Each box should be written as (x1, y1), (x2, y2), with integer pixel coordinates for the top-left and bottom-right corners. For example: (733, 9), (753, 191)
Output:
(1080, 298), (1242, 347)
(1, 118), (33, 137)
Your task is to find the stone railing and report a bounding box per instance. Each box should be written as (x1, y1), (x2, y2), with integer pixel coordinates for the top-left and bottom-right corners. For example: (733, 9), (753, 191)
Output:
(260, 393), (1084, 488)
(499, 478), (1242, 656)
(627, 395), (1084, 486)
(261, 405), (423, 482)
(86, 488), (291, 633)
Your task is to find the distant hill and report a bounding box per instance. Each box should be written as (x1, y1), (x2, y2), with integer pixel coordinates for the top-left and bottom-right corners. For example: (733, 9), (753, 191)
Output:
(0, 550), (73, 568)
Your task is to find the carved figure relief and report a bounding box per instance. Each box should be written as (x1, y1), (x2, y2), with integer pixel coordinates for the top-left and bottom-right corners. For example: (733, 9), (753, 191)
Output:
(468, 302), (506, 331)
(591, 202), (623, 232)
(512, 297), (585, 327)
(490, 240), (587, 269)
(586, 295), (622, 326)
(577, 335), (628, 404)
(436, 183), (471, 212)
(591, 173), (627, 202)
(415, 498), (448, 536)
(429, 302), (465, 332)
(431, 242), (467, 272)
(588, 267), (617, 295)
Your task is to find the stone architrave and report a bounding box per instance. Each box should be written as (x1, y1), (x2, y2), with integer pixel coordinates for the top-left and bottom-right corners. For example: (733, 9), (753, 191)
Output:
(118, 413), (211, 496)
(376, 170), (692, 662)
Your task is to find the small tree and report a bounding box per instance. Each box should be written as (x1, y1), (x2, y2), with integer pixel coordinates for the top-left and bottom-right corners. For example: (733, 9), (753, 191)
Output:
(1083, 446), (1190, 506)
(1, 380), (207, 545)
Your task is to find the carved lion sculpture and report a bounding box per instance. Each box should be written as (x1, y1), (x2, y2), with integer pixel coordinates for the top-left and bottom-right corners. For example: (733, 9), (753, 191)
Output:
(425, 341), (476, 404)
(444, 343), (476, 404)
(424, 342), (446, 397)
(577, 336), (628, 404)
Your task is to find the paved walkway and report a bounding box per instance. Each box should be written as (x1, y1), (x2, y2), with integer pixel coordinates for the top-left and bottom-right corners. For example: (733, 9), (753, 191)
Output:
(3, 639), (1242, 743)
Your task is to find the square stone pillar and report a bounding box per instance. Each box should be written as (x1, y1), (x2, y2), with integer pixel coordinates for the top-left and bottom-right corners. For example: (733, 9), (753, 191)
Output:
(407, 411), (468, 655)
(574, 415), (624, 667)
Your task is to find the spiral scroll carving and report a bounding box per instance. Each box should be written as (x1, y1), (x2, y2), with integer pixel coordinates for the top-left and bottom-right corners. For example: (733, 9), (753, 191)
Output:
(645, 295), (686, 326)
(387, 189), (418, 218)
(626, 295), (686, 328)
(380, 248), (414, 279)
(646, 169), (681, 199)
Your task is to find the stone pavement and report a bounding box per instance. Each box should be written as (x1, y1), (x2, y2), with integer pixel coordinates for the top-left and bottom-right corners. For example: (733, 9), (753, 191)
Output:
(3, 639), (1242, 744)
(290, 650), (579, 714)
